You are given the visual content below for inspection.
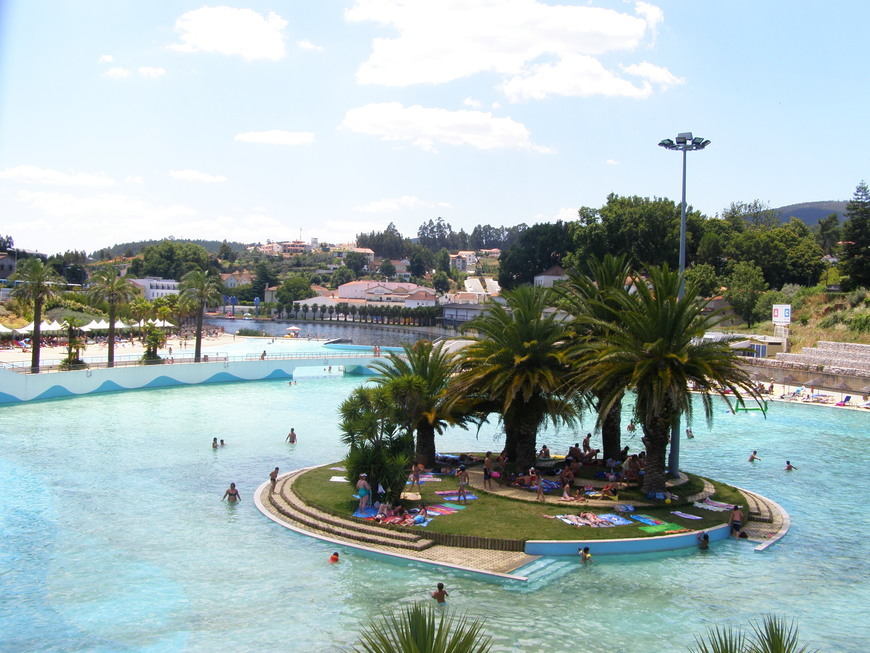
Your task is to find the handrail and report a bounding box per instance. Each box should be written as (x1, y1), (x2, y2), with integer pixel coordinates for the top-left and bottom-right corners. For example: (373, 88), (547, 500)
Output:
(0, 351), (394, 375)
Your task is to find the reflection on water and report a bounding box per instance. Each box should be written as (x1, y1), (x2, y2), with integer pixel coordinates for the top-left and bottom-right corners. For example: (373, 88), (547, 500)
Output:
(208, 317), (441, 347)
(0, 365), (868, 651)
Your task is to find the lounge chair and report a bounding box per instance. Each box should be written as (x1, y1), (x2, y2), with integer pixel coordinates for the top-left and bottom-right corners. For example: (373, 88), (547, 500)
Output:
(836, 396), (852, 407)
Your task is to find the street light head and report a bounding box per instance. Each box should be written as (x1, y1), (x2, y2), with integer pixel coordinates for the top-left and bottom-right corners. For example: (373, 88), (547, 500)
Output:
(676, 132), (692, 144)
(692, 136), (704, 146)
(700, 139), (711, 148)
(658, 138), (676, 149)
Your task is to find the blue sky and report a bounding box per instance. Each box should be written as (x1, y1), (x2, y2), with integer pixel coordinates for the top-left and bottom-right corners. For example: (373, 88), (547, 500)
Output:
(0, 1), (867, 256)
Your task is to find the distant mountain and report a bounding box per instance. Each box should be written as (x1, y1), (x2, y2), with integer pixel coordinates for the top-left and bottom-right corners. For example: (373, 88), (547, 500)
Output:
(96, 238), (249, 258)
(775, 201), (847, 226)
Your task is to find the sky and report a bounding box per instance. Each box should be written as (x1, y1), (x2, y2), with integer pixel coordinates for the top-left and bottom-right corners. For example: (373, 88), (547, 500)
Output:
(0, 0), (867, 256)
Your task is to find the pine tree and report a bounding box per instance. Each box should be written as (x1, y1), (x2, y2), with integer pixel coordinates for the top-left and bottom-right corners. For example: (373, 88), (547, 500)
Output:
(842, 181), (870, 287)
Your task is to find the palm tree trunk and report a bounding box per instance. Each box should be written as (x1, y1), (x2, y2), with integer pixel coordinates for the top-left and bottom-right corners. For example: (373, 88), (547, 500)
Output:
(600, 394), (622, 461)
(641, 413), (672, 494)
(194, 303), (204, 362)
(107, 305), (116, 368)
(509, 401), (546, 473)
(30, 298), (42, 374)
(415, 420), (437, 468)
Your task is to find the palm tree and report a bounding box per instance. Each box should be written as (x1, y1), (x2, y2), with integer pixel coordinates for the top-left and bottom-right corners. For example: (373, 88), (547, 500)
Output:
(11, 258), (63, 373)
(350, 304), (358, 323)
(353, 602), (492, 653)
(340, 385), (413, 504)
(88, 267), (137, 368)
(180, 269), (223, 362)
(568, 265), (761, 493)
(129, 297), (153, 341)
(688, 614), (818, 653)
(446, 286), (577, 472)
(371, 340), (465, 467)
(557, 254), (634, 461)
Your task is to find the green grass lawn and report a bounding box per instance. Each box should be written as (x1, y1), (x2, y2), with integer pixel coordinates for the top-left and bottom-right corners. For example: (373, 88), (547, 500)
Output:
(293, 465), (735, 542)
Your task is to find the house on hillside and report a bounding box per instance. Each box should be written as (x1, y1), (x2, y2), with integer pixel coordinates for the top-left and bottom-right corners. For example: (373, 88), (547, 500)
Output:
(128, 277), (180, 300)
(534, 265), (567, 288)
(405, 288), (438, 308)
(337, 280), (420, 300)
(441, 303), (488, 328)
(221, 271), (253, 289)
(0, 254), (16, 280)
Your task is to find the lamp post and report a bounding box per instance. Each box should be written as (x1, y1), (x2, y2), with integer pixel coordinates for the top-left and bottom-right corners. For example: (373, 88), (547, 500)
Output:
(658, 131), (710, 477)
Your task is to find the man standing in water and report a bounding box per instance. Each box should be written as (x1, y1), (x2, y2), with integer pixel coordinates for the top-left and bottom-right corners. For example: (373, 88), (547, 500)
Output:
(286, 428), (297, 443)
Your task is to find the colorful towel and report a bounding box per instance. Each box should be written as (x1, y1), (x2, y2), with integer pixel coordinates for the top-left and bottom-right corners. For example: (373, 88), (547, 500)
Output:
(671, 511), (702, 520)
(639, 522), (681, 533)
(352, 507), (378, 518)
(433, 493), (478, 501)
(631, 514), (665, 526)
(599, 513), (633, 526)
(426, 505), (458, 515)
(440, 502), (468, 510)
(705, 498), (734, 509)
(615, 504), (635, 512)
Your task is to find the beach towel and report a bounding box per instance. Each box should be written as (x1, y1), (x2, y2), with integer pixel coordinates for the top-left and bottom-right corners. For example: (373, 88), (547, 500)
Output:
(352, 507), (378, 518)
(432, 494), (478, 502)
(440, 502), (468, 510)
(329, 476), (347, 482)
(704, 498), (734, 509)
(329, 466), (346, 471)
(631, 514), (665, 526)
(546, 514), (590, 527)
(615, 504), (635, 512)
(638, 522), (681, 533)
(693, 502), (728, 512)
(599, 513), (633, 526)
(400, 491), (422, 501)
(671, 511), (702, 520)
(426, 505), (458, 515)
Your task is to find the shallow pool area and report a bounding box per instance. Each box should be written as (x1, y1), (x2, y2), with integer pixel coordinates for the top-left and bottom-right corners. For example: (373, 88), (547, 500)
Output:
(1, 372), (868, 651)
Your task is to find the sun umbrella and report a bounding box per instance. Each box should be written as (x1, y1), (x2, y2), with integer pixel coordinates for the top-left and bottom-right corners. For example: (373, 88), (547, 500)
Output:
(286, 326), (301, 331)
(0, 324), (13, 333)
(155, 319), (175, 328)
(113, 320), (128, 329)
(39, 321), (55, 332)
(15, 322), (34, 334)
(84, 319), (102, 329)
(95, 320), (110, 329)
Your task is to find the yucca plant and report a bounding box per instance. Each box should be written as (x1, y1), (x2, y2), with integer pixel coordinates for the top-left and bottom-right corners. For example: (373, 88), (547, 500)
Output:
(688, 615), (818, 653)
(352, 602), (492, 653)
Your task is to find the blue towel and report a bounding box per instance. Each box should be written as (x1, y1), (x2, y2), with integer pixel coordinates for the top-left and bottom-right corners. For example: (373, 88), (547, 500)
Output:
(599, 513), (633, 526)
(352, 507), (378, 518)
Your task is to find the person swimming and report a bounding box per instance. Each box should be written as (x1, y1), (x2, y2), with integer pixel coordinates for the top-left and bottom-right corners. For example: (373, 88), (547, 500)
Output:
(329, 552), (339, 564)
(431, 582), (448, 606)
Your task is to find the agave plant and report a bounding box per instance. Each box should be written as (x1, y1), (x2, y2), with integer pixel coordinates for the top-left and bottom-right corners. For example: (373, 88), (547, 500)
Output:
(688, 615), (818, 653)
(352, 602), (492, 653)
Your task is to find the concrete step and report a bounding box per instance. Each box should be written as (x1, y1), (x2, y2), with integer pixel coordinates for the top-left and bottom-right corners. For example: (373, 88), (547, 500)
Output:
(268, 478), (435, 552)
(277, 478), (425, 543)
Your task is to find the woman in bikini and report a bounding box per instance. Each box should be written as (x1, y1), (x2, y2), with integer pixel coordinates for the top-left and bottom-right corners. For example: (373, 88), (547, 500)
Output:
(222, 483), (241, 502)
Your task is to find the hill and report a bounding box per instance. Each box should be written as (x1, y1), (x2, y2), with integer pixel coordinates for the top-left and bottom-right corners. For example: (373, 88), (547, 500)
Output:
(774, 201), (847, 226)
(97, 238), (249, 258)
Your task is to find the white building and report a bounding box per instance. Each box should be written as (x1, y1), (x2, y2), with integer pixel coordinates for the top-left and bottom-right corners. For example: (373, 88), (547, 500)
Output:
(129, 277), (181, 300)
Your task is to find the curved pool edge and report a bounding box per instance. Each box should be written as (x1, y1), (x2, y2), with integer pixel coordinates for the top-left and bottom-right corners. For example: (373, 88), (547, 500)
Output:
(253, 472), (532, 583)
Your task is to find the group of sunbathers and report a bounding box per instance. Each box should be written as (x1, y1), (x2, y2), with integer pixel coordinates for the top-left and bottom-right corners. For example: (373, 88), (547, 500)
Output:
(374, 501), (429, 526)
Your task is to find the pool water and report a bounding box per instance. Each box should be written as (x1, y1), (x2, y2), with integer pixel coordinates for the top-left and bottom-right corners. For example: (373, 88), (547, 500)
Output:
(1, 368), (868, 651)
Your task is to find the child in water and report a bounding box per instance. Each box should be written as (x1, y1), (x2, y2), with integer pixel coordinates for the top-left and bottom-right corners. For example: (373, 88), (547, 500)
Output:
(431, 583), (448, 607)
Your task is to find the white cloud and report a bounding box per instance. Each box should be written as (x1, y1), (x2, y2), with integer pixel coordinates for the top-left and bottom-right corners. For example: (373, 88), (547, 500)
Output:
(620, 61), (683, 88)
(605, 159), (619, 166)
(169, 7), (288, 61)
(463, 97), (482, 108)
(0, 165), (115, 187)
(345, 0), (677, 101)
(103, 67), (132, 78)
(501, 53), (653, 101)
(234, 130), (315, 146)
(125, 176), (145, 184)
(170, 169), (228, 183)
(297, 40), (324, 52)
(341, 103), (552, 153)
(354, 195), (451, 213)
(138, 66), (166, 78)
(98, 54), (114, 63)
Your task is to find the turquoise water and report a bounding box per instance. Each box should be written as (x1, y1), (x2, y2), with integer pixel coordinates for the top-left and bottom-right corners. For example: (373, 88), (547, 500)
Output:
(1, 368), (868, 651)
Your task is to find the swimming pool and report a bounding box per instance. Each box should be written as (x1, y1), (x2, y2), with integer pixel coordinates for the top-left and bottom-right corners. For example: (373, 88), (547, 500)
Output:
(1, 372), (867, 651)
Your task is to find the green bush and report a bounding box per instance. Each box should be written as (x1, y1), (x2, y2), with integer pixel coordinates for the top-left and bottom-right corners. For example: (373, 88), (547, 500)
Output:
(848, 312), (870, 333)
(235, 328), (264, 336)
